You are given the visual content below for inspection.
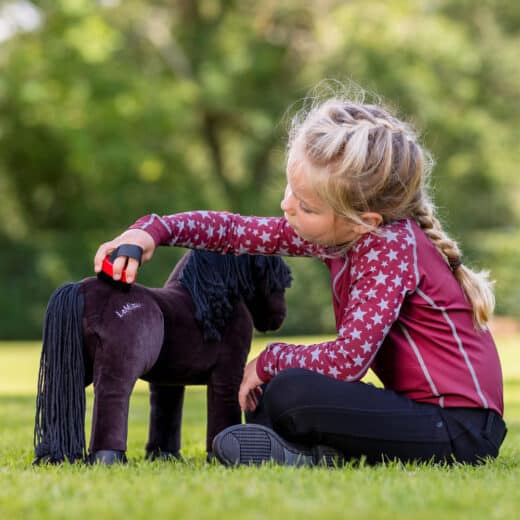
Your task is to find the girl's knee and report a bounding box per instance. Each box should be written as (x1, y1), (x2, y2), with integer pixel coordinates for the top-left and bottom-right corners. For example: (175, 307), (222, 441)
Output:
(264, 368), (311, 395)
(263, 368), (316, 419)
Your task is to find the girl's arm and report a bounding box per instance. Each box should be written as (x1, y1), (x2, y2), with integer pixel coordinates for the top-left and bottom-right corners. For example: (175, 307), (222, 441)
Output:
(255, 221), (419, 383)
(129, 211), (327, 257)
(95, 210), (328, 283)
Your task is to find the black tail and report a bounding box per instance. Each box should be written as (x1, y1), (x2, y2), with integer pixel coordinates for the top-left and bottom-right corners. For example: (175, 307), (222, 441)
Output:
(34, 282), (86, 464)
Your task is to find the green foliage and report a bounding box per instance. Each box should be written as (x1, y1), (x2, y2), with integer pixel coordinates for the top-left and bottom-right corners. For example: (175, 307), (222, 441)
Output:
(0, 0), (518, 337)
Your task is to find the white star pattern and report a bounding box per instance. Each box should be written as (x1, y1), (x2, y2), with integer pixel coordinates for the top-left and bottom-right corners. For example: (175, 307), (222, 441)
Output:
(329, 366), (340, 377)
(353, 355), (365, 367)
(361, 341), (372, 353)
(405, 234), (414, 245)
(366, 248), (381, 262)
(134, 212), (418, 384)
(385, 230), (398, 242)
(351, 287), (362, 300)
(378, 299), (389, 311)
(352, 308), (366, 321)
(367, 288), (377, 299)
(375, 271), (389, 285)
(371, 313), (383, 325)
(392, 275), (403, 287)
(260, 231), (271, 243)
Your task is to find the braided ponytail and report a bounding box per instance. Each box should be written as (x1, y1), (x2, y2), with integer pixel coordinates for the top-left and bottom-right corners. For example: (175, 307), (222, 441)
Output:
(413, 199), (495, 328)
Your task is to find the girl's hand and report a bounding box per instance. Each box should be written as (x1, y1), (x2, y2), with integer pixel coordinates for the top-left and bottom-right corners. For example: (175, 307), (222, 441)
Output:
(239, 357), (265, 412)
(94, 229), (156, 284)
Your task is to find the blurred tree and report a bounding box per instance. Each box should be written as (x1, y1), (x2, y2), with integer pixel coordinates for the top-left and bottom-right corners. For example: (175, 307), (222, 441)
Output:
(0, 0), (518, 338)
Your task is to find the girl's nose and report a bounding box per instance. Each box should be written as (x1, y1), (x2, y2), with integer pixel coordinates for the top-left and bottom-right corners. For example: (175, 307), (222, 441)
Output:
(280, 187), (295, 215)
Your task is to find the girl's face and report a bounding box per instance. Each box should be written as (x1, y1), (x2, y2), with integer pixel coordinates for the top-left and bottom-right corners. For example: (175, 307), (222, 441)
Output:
(281, 162), (361, 246)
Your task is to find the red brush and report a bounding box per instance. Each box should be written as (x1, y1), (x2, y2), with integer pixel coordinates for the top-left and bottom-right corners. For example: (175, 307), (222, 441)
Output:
(101, 255), (130, 284)
(97, 244), (144, 290)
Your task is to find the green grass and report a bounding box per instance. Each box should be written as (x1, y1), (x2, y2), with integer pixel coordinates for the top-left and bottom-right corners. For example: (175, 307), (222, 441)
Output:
(0, 335), (519, 519)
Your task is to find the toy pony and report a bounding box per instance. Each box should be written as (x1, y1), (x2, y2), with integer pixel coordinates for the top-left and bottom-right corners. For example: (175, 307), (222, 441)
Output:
(33, 248), (291, 465)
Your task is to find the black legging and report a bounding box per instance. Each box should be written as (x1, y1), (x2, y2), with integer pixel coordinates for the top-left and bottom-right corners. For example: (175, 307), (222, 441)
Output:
(246, 368), (507, 464)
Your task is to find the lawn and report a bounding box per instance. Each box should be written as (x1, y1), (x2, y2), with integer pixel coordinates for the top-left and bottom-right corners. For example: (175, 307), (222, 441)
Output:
(0, 335), (518, 520)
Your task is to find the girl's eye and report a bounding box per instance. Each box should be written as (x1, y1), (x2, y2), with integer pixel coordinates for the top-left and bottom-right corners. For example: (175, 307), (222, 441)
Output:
(300, 203), (314, 214)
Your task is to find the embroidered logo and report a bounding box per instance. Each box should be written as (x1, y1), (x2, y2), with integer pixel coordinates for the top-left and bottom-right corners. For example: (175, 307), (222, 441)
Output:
(115, 303), (143, 319)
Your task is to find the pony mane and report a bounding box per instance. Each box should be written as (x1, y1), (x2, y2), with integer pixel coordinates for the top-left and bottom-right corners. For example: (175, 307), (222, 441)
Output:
(179, 250), (292, 342)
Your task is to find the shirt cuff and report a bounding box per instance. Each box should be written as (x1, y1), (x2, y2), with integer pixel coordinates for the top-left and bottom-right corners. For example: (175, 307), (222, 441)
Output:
(256, 348), (274, 382)
(128, 215), (171, 247)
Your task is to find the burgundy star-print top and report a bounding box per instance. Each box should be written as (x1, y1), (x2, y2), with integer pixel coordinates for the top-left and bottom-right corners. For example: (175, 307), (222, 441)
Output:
(130, 211), (504, 415)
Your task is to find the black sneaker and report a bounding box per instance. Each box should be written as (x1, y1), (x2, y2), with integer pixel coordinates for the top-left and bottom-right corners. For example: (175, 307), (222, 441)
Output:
(212, 423), (343, 467)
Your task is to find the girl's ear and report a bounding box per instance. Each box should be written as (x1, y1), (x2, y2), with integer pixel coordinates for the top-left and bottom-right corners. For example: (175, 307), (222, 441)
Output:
(353, 212), (383, 235)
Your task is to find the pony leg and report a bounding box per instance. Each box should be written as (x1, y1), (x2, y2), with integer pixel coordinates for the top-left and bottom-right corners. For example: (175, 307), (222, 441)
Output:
(206, 309), (252, 455)
(145, 384), (185, 460)
(206, 375), (243, 455)
(89, 369), (137, 458)
(85, 284), (165, 463)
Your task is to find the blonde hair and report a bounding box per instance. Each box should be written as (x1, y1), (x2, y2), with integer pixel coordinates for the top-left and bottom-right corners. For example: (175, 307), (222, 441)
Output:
(287, 92), (494, 328)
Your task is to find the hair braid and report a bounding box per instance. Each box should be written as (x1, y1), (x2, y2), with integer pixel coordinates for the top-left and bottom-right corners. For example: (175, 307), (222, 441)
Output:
(413, 200), (494, 328)
(413, 200), (462, 263)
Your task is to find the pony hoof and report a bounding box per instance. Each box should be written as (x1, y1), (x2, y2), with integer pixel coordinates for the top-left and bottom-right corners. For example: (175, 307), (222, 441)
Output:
(88, 450), (128, 465)
(206, 451), (217, 464)
(32, 455), (65, 466)
(145, 449), (182, 462)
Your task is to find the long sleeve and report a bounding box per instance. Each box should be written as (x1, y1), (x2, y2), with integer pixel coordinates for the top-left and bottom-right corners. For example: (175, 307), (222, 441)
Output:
(129, 212), (328, 257)
(256, 221), (420, 382)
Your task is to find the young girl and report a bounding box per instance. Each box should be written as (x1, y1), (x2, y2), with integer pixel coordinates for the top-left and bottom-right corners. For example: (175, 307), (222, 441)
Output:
(94, 95), (506, 466)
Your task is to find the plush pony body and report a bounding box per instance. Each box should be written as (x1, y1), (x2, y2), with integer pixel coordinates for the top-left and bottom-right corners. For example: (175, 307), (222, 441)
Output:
(34, 250), (291, 464)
